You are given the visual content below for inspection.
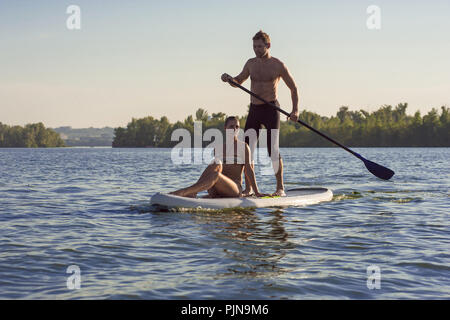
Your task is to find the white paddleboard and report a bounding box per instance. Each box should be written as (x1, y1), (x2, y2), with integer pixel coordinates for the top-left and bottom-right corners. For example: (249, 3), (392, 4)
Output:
(150, 187), (333, 210)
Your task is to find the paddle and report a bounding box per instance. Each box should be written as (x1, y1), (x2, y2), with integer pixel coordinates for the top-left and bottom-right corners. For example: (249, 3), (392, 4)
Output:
(227, 79), (395, 180)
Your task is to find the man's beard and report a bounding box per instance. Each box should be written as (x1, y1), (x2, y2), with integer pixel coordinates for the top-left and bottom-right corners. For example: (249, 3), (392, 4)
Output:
(256, 51), (267, 58)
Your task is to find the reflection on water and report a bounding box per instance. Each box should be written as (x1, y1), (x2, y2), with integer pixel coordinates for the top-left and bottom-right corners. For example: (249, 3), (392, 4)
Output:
(0, 147), (449, 299)
(190, 209), (291, 279)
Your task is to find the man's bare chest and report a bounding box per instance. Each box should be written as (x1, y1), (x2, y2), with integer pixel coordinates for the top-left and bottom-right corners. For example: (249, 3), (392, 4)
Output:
(249, 63), (280, 82)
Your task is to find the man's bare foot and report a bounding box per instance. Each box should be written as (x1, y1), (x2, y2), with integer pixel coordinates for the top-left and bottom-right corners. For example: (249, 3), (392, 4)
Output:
(272, 189), (286, 197)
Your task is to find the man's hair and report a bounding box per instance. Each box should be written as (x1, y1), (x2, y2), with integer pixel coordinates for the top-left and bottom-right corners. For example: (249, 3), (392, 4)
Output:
(253, 30), (270, 45)
(224, 116), (238, 127)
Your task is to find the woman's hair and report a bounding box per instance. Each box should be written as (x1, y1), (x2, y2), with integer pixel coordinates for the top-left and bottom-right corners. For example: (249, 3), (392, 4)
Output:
(224, 116), (238, 127)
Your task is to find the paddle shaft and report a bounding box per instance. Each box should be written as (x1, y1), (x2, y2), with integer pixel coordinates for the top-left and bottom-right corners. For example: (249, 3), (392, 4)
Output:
(228, 79), (363, 160)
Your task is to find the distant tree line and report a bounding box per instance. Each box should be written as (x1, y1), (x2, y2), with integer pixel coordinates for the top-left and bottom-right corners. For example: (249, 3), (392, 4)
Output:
(52, 126), (114, 146)
(112, 103), (449, 147)
(0, 122), (65, 147)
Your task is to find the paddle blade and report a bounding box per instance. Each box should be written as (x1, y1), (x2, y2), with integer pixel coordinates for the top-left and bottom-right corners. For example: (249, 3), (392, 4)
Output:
(362, 158), (395, 180)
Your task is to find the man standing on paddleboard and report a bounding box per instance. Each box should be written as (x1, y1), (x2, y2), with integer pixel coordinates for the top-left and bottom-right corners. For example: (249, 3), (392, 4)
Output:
(221, 30), (299, 197)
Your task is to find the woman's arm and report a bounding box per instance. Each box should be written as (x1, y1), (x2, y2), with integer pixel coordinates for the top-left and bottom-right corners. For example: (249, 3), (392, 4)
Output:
(244, 144), (268, 197)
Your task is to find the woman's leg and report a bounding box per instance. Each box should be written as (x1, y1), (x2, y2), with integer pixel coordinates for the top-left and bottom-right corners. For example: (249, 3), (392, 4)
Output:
(170, 162), (222, 198)
(209, 174), (242, 198)
(170, 162), (241, 198)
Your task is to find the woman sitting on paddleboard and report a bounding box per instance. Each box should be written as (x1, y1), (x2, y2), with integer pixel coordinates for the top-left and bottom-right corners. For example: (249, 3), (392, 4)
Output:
(170, 116), (268, 198)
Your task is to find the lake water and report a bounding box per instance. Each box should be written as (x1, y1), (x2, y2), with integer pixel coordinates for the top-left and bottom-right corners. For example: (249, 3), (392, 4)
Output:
(0, 147), (448, 299)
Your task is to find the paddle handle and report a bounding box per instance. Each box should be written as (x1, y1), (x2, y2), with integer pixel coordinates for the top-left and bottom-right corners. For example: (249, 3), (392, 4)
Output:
(227, 79), (363, 160)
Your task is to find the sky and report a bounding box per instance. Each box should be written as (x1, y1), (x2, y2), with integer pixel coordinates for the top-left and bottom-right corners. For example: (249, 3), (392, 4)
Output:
(0, 0), (449, 128)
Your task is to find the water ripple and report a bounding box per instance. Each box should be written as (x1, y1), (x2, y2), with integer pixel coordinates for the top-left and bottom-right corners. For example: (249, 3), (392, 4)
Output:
(0, 147), (449, 299)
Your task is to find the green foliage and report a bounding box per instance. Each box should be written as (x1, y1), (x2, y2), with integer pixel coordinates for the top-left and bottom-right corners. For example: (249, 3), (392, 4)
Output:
(111, 104), (450, 147)
(195, 108), (209, 122)
(0, 122), (66, 147)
